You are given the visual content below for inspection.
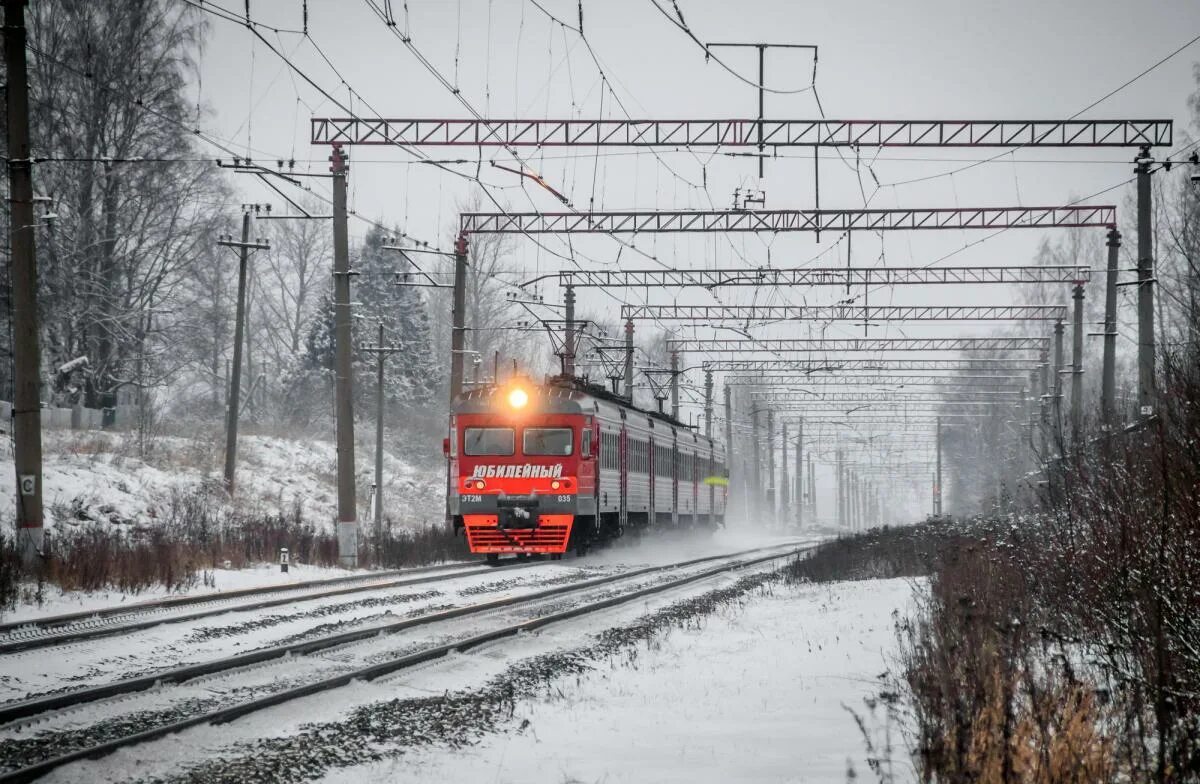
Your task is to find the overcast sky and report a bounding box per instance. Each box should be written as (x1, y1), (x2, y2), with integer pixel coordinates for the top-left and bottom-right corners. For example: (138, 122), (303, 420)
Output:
(192, 0), (1200, 308)
(189, 0), (1199, 517)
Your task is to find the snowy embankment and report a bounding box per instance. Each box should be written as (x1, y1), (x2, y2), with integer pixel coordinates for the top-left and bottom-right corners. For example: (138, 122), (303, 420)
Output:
(348, 577), (918, 784)
(0, 429), (444, 534)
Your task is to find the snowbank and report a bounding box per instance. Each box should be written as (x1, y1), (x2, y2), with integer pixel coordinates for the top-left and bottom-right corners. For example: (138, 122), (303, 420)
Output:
(0, 429), (444, 533)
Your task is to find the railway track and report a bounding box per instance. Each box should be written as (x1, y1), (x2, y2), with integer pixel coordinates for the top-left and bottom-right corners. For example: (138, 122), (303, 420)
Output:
(0, 559), (534, 655)
(0, 541), (809, 783)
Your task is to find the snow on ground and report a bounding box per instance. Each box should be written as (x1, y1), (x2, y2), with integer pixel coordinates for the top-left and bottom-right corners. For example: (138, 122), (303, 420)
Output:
(50, 567), (914, 784)
(0, 428), (444, 533)
(336, 576), (919, 784)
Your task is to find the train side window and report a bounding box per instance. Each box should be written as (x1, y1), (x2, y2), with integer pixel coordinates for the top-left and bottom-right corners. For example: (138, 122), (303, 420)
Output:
(464, 427), (514, 456)
(581, 428), (592, 458)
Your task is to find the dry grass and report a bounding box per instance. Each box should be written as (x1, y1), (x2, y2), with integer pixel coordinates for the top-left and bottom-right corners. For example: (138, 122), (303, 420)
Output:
(0, 489), (467, 612)
(893, 367), (1200, 783)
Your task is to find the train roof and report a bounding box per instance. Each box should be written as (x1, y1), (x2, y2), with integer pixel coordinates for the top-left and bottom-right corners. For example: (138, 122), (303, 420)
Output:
(453, 375), (693, 430)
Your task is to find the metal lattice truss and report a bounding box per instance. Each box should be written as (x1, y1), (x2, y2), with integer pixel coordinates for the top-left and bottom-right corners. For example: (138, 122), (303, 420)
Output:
(312, 118), (1172, 148)
(622, 304), (1068, 322)
(762, 401), (1020, 412)
(751, 390), (1024, 404)
(670, 336), (1048, 353)
(710, 358), (1043, 372)
(775, 417), (976, 426)
(561, 266), (1091, 288)
(460, 205), (1116, 235)
(723, 375), (1026, 388)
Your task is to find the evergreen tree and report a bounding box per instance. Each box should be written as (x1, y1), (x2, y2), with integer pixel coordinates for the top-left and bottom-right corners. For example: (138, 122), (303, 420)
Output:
(298, 224), (438, 412)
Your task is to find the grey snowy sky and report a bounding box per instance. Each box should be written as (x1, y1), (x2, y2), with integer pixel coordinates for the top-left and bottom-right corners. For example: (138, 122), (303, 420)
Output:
(192, 0), (1200, 357)
(188, 0), (1200, 516)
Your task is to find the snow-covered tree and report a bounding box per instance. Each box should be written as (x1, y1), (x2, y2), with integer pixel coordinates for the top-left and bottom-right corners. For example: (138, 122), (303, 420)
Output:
(297, 224), (438, 414)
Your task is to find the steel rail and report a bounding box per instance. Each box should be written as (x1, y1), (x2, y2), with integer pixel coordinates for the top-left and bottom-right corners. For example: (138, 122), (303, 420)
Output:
(0, 542), (809, 783)
(0, 543), (801, 726)
(0, 560), (479, 637)
(0, 562), (537, 655)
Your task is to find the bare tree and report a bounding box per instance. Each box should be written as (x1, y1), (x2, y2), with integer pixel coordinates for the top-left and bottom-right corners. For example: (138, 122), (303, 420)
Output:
(255, 207), (331, 380)
(17, 0), (228, 413)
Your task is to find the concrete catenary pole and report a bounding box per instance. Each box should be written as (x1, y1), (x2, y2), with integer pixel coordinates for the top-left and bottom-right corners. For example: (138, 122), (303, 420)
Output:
(5, 0), (44, 562)
(766, 408), (775, 523)
(563, 283), (576, 377)
(669, 350), (680, 420)
(331, 144), (358, 567)
(807, 454), (815, 521)
(795, 420), (803, 529)
(934, 416), (943, 516)
(223, 210), (252, 494)
(1101, 228), (1121, 431)
(374, 320), (386, 534)
(1039, 349), (1051, 459)
(836, 447), (845, 528)
(780, 421), (789, 524)
(623, 320), (635, 399)
(703, 370), (714, 439)
(1053, 320), (1065, 451)
(1135, 147), (1156, 417)
(1071, 283), (1085, 446)
(750, 403), (761, 522)
(449, 232), (469, 404)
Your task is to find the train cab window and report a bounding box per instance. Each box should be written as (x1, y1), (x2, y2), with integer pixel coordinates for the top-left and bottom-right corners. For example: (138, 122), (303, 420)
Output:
(464, 427), (515, 456)
(581, 428), (592, 458)
(524, 427), (573, 456)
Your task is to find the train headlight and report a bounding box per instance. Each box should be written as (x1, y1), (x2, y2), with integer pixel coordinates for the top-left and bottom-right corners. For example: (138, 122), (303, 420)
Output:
(551, 480), (561, 490)
(507, 387), (529, 409)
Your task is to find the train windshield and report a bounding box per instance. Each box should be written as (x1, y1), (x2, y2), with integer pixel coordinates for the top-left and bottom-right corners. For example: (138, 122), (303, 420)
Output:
(523, 427), (573, 456)
(463, 427), (515, 455)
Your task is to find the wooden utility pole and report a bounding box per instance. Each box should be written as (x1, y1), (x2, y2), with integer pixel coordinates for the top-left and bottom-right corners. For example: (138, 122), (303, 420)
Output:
(6, 0), (44, 562)
(218, 209), (269, 494)
(331, 144), (357, 568)
(363, 321), (403, 538)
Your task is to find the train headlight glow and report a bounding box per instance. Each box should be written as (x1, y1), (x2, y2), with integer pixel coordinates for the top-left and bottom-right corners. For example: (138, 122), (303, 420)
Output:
(507, 387), (529, 409)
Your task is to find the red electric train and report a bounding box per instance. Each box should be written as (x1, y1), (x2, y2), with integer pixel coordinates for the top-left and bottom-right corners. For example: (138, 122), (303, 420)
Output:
(446, 377), (728, 559)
